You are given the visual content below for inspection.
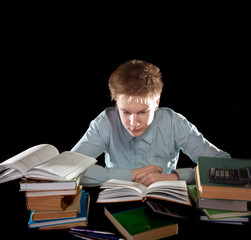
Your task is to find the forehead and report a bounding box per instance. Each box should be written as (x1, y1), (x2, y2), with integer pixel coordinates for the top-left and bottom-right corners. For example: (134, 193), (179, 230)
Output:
(117, 94), (154, 105)
(116, 95), (154, 111)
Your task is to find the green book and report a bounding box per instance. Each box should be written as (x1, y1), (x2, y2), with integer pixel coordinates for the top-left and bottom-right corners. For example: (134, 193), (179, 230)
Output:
(202, 208), (251, 220)
(196, 157), (251, 201)
(104, 204), (178, 240)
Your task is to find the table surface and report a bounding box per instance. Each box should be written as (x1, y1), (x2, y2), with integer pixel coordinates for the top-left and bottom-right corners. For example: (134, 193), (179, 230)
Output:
(0, 181), (250, 240)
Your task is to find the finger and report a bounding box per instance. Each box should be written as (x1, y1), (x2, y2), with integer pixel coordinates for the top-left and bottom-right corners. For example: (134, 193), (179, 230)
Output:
(149, 165), (163, 173)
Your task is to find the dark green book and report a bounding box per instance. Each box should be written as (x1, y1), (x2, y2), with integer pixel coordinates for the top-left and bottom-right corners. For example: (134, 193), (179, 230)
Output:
(104, 203), (178, 240)
(195, 157), (251, 201)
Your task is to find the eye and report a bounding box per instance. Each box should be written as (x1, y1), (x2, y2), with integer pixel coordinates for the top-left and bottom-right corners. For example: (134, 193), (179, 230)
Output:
(123, 111), (131, 115)
(138, 110), (149, 115)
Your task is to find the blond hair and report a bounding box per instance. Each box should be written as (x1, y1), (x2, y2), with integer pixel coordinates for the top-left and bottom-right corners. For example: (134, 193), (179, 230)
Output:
(108, 60), (163, 102)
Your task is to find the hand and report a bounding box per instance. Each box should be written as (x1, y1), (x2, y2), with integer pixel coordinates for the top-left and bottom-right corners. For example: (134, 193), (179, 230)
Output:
(134, 171), (179, 187)
(132, 164), (163, 182)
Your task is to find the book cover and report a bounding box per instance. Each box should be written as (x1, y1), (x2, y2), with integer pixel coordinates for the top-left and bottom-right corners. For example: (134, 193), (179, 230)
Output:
(26, 187), (81, 211)
(20, 176), (81, 191)
(28, 191), (89, 228)
(196, 157), (251, 201)
(187, 184), (250, 212)
(31, 187), (82, 221)
(199, 212), (250, 225)
(202, 208), (251, 220)
(25, 184), (82, 197)
(104, 203), (178, 240)
(187, 184), (251, 222)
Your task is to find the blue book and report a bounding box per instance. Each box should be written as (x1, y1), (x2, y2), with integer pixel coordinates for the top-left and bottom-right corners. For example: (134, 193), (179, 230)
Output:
(28, 190), (89, 229)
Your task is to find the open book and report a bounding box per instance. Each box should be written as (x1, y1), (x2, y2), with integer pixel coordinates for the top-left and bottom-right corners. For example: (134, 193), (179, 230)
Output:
(97, 179), (191, 205)
(0, 144), (97, 184)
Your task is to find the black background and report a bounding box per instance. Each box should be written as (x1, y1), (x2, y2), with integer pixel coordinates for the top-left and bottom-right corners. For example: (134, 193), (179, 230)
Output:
(0, 3), (250, 239)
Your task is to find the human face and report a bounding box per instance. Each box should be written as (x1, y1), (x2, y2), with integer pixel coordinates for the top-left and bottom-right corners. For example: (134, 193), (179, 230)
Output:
(116, 95), (159, 137)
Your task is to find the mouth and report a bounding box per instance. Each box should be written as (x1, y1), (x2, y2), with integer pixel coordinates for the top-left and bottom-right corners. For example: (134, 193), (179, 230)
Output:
(130, 128), (143, 133)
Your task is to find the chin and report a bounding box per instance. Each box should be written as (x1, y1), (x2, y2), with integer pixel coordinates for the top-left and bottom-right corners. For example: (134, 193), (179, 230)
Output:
(128, 129), (145, 137)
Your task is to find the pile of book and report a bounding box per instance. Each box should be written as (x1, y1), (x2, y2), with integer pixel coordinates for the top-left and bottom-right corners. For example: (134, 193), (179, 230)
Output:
(0, 144), (97, 230)
(22, 178), (90, 230)
(190, 156), (251, 225)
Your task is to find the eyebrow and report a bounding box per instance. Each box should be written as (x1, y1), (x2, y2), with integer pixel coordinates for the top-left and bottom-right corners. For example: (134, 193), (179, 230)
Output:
(119, 108), (150, 114)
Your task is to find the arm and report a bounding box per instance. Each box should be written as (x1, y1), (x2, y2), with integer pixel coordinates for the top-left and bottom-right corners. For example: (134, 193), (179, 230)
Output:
(71, 117), (131, 186)
(72, 110), (141, 186)
(173, 115), (231, 183)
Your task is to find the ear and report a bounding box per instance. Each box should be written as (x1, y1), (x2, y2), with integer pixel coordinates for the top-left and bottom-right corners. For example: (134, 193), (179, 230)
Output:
(155, 97), (160, 110)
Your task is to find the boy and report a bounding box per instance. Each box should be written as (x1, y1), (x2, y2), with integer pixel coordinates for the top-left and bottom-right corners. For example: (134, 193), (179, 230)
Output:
(71, 60), (231, 186)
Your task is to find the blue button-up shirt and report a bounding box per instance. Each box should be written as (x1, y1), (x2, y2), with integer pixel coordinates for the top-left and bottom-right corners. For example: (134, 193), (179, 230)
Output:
(71, 107), (230, 185)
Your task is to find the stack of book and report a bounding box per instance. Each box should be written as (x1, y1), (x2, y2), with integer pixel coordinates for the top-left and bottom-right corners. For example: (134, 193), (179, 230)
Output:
(0, 144), (97, 230)
(22, 178), (90, 230)
(191, 156), (251, 225)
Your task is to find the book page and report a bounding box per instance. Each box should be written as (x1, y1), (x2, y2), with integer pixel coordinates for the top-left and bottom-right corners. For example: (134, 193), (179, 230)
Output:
(0, 144), (59, 174)
(26, 151), (97, 181)
(145, 181), (191, 205)
(100, 179), (147, 195)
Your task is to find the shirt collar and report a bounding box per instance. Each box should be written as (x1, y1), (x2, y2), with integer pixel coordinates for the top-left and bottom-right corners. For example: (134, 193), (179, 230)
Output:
(117, 108), (155, 144)
(141, 122), (154, 144)
(123, 120), (154, 145)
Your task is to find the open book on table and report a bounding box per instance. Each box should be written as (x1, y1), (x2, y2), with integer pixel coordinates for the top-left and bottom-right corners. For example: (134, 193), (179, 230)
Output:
(97, 179), (191, 206)
(0, 144), (97, 184)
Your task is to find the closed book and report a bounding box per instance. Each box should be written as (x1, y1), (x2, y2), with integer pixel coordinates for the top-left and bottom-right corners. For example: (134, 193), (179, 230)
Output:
(187, 184), (251, 222)
(187, 184), (250, 212)
(20, 176), (80, 191)
(195, 157), (251, 201)
(199, 211), (250, 225)
(28, 191), (89, 229)
(104, 203), (178, 240)
(202, 208), (251, 220)
(31, 187), (82, 221)
(26, 190), (80, 211)
(25, 184), (82, 197)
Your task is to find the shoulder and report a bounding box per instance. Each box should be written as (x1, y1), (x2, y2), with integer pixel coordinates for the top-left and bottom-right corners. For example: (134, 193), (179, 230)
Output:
(155, 107), (195, 132)
(155, 107), (187, 122)
(92, 106), (119, 126)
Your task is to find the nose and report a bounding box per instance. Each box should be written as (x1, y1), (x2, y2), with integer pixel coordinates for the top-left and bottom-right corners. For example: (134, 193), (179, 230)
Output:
(129, 114), (140, 128)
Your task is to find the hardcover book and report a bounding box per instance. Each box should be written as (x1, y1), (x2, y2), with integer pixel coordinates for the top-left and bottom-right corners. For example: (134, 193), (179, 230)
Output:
(195, 156), (251, 201)
(0, 144), (97, 183)
(31, 187), (82, 221)
(97, 179), (191, 205)
(20, 177), (81, 191)
(187, 184), (250, 212)
(28, 191), (89, 229)
(104, 204), (178, 240)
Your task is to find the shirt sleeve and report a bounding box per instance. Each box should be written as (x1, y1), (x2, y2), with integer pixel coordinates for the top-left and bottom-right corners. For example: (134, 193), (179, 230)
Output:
(71, 111), (132, 186)
(174, 114), (231, 162)
(173, 114), (231, 183)
(79, 165), (132, 186)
